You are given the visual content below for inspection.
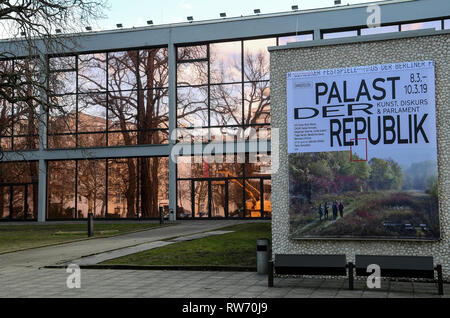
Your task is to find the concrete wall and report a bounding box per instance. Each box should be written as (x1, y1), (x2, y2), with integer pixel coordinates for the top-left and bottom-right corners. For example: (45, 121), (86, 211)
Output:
(269, 30), (450, 279)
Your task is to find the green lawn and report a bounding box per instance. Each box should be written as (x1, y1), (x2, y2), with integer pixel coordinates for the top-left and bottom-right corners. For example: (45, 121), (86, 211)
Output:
(101, 222), (272, 267)
(0, 223), (165, 254)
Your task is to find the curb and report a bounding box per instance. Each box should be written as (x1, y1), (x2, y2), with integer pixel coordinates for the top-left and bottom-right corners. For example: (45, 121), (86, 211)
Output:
(44, 264), (257, 272)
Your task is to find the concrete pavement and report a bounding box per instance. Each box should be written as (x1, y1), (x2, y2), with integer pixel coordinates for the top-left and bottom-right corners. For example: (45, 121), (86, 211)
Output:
(0, 267), (448, 298)
(0, 220), (447, 298)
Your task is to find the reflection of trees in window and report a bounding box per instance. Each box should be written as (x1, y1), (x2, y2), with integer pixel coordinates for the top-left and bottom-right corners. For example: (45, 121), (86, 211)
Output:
(46, 157), (168, 219)
(78, 160), (106, 218)
(0, 162), (38, 219)
(48, 161), (76, 219)
(0, 59), (39, 152)
(108, 158), (137, 218)
(176, 39), (272, 132)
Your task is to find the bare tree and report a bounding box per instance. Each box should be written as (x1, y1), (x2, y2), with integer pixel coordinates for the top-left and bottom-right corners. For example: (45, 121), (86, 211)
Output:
(0, 0), (106, 219)
(0, 0), (107, 155)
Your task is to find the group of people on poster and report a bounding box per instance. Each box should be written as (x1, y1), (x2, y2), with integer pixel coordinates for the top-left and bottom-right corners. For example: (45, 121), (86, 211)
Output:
(317, 201), (344, 221)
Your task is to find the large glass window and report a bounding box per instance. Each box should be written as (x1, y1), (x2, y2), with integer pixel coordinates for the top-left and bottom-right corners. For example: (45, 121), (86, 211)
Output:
(47, 157), (168, 219)
(48, 47), (169, 149)
(176, 37), (277, 141)
(176, 155), (270, 219)
(0, 162), (38, 220)
(0, 59), (39, 151)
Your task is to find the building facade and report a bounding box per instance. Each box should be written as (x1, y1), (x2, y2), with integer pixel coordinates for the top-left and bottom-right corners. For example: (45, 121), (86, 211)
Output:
(0, 0), (449, 221)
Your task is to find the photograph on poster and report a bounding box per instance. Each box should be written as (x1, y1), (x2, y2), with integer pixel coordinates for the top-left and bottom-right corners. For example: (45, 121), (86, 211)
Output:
(287, 61), (440, 240)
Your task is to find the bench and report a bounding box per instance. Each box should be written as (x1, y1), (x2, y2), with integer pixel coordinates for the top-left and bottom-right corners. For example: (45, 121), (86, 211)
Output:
(352, 255), (444, 295)
(268, 254), (353, 289)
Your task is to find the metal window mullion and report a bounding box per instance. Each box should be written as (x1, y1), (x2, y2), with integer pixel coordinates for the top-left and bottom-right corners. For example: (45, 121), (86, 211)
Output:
(9, 186), (13, 220)
(136, 157), (140, 219)
(105, 159), (109, 218)
(11, 61), (15, 149)
(75, 160), (78, 218)
(75, 57), (79, 148)
(208, 179), (212, 218)
(207, 44), (211, 136)
(24, 185), (28, 220)
(106, 53), (109, 146)
(241, 40), (245, 127)
(225, 179), (229, 218)
(137, 50), (141, 145)
(260, 178), (264, 218)
(191, 179), (195, 219)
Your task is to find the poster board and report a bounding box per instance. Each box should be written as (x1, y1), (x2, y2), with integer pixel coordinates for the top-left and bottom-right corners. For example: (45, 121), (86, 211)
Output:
(287, 61), (440, 240)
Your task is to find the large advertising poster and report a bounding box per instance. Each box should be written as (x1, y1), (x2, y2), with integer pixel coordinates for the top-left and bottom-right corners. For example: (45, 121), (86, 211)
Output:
(287, 61), (440, 240)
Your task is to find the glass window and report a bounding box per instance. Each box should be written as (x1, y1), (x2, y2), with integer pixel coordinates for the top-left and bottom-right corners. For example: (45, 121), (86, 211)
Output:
(245, 178), (262, 218)
(262, 179), (272, 218)
(0, 163), (38, 219)
(211, 181), (226, 218)
(78, 93), (107, 132)
(401, 20), (442, 31)
(323, 30), (358, 39)
(48, 95), (77, 149)
(193, 180), (209, 218)
(0, 161), (38, 184)
(177, 155), (244, 179)
(244, 81), (271, 125)
(78, 53), (107, 93)
(177, 86), (208, 128)
(210, 41), (242, 84)
(48, 161), (76, 219)
(14, 59), (40, 98)
(210, 84), (242, 126)
(139, 157), (169, 218)
(108, 158), (138, 218)
(445, 19), (450, 29)
(77, 159), (107, 218)
(361, 25), (399, 35)
(177, 180), (192, 218)
(49, 56), (76, 71)
(177, 62), (208, 86)
(177, 45), (208, 61)
(228, 179), (244, 218)
(246, 154), (272, 177)
(49, 71), (77, 95)
(139, 48), (169, 89)
(0, 187), (10, 219)
(0, 99), (13, 151)
(243, 38), (275, 82)
(108, 90), (138, 132)
(108, 51), (138, 92)
(278, 34), (313, 45)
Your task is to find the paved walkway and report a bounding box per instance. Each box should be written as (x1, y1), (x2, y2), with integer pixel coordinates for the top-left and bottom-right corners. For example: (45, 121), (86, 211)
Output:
(0, 220), (448, 298)
(0, 268), (448, 298)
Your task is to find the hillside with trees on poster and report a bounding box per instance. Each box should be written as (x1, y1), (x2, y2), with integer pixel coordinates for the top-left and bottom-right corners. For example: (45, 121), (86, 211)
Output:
(289, 152), (440, 240)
